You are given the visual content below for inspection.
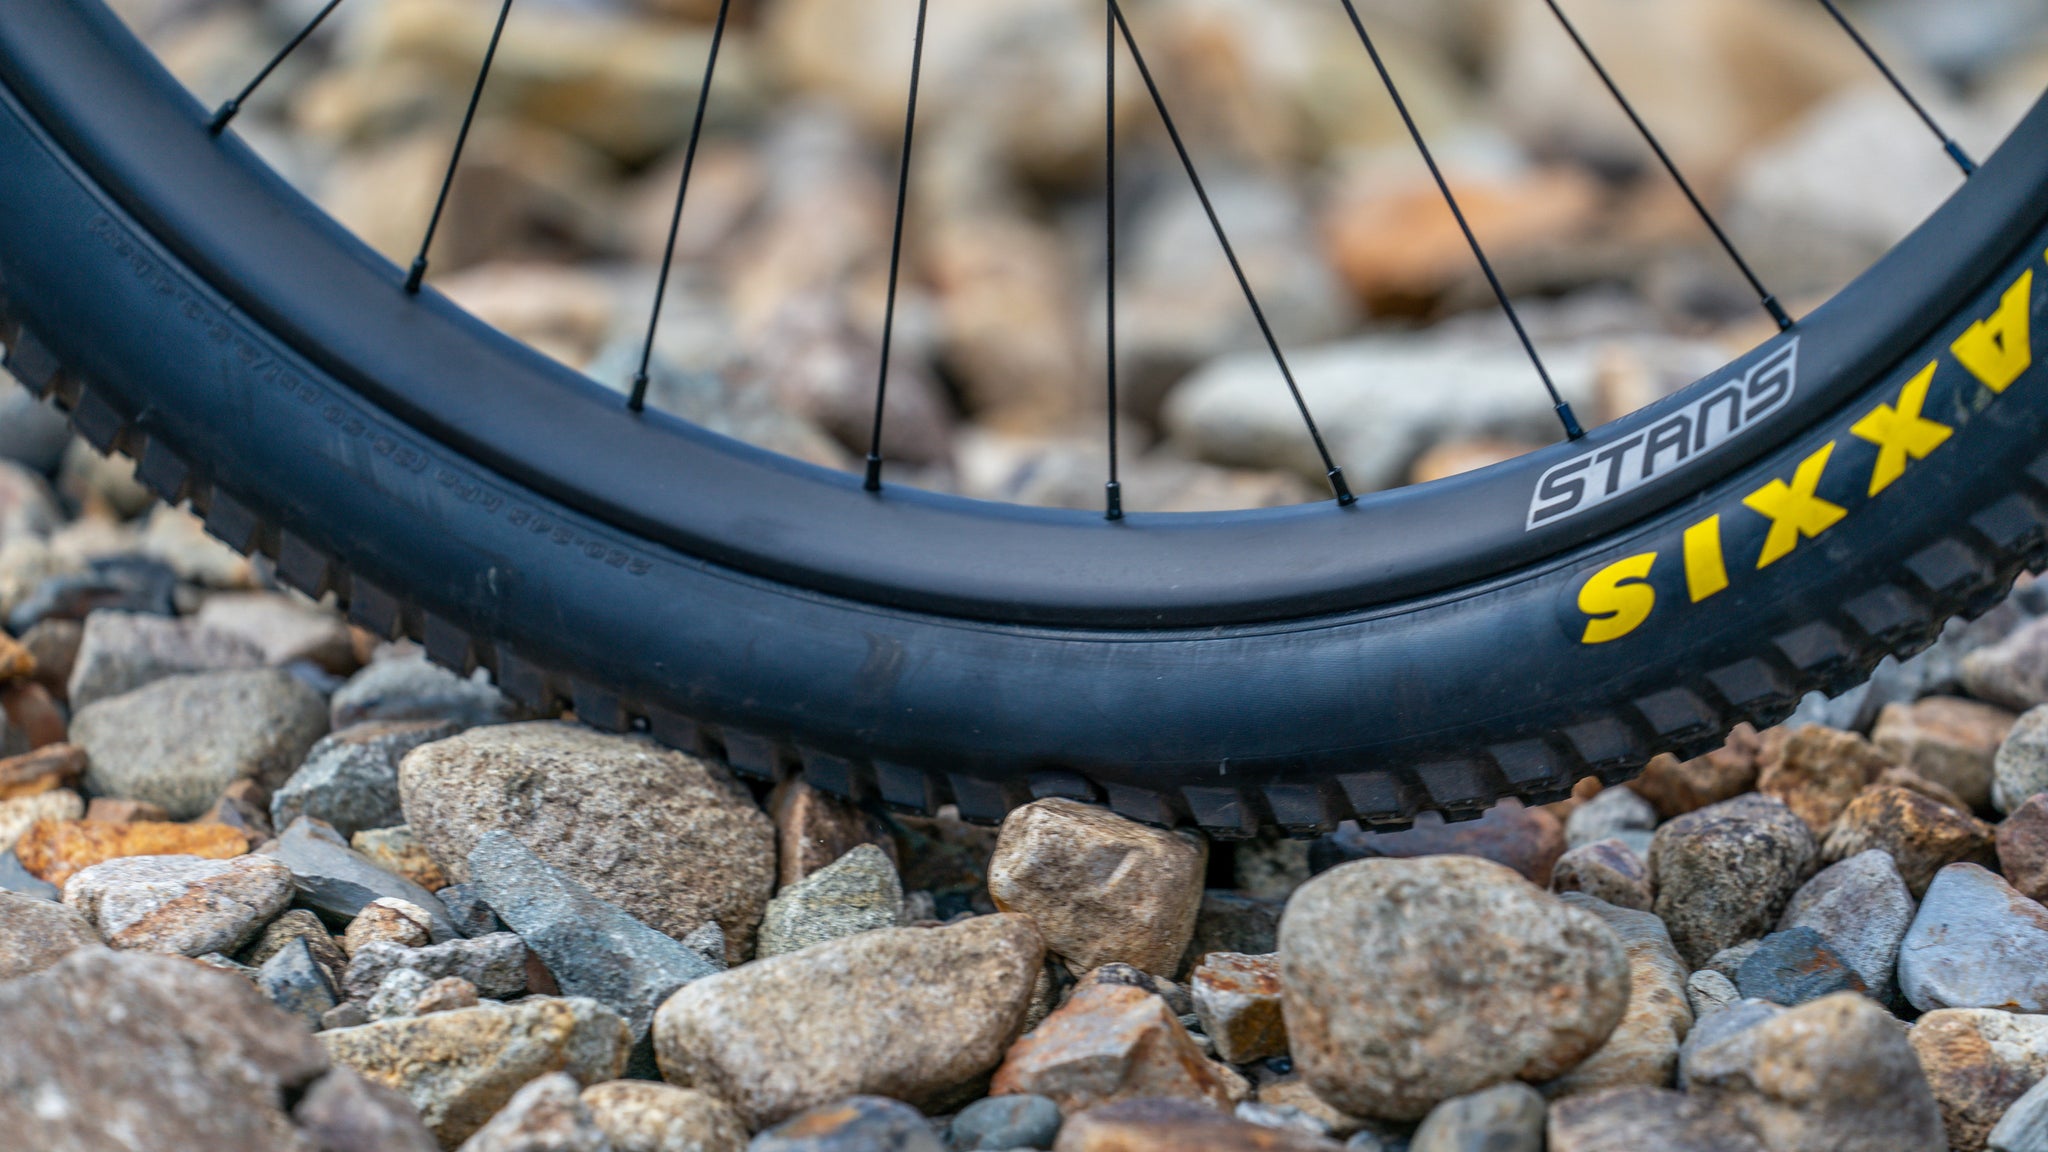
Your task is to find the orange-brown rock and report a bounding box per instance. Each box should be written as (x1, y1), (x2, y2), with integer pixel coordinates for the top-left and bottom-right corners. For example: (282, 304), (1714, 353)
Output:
(1998, 794), (2048, 903)
(1908, 1008), (2048, 1152)
(1822, 785), (1996, 897)
(991, 980), (1249, 1114)
(1310, 798), (1566, 887)
(0, 743), (86, 801)
(1758, 725), (1894, 835)
(767, 778), (897, 889)
(17, 619), (80, 702)
(0, 630), (34, 682)
(1190, 952), (1287, 1064)
(1053, 1097), (1344, 1151)
(1, 681), (65, 750)
(1878, 767), (1972, 815)
(1628, 724), (1763, 820)
(1873, 696), (2016, 811)
(1255, 1077), (1365, 1137)
(14, 819), (249, 887)
(84, 797), (171, 823)
(352, 825), (451, 891)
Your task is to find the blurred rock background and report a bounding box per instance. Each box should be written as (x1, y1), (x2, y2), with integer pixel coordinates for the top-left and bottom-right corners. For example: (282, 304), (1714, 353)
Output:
(97, 0), (2048, 509)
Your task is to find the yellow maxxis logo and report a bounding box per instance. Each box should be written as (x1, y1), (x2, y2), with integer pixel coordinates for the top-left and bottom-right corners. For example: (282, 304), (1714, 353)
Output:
(1578, 264), (2036, 645)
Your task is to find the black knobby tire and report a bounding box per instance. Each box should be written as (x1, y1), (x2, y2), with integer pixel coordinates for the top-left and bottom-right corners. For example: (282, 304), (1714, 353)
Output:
(4, 3), (2048, 835)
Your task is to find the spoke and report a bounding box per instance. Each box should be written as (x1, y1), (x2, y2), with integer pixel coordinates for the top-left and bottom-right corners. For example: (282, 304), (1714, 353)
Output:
(209, 0), (348, 134)
(1104, 0), (1122, 522)
(1109, 0), (1354, 504)
(1811, 0), (1976, 175)
(629, 0), (735, 413)
(863, 0), (932, 493)
(1333, 0), (1584, 441)
(1539, 0), (1792, 331)
(404, 0), (517, 295)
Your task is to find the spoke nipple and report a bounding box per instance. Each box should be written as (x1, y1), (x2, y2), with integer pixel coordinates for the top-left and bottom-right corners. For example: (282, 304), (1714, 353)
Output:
(1556, 402), (1587, 442)
(1328, 468), (1356, 507)
(627, 371), (649, 413)
(1105, 480), (1123, 521)
(863, 453), (884, 493)
(404, 258), (428, 296)
(1945, 140), (1978, 176)
(208, 101), (238, 136)
(1762, 295), (1794, 332)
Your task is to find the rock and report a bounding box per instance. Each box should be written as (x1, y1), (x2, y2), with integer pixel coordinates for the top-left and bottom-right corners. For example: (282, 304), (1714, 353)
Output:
(1733, 927), (1867, 1007)
(1777, 848), (1913, 1001)
(581, 1079), (747, 1152)
(83, 796), (169, 823)
(353, 824), (452, 891)
(0, 847), (56, 898)
(770, 777), (898, 888)
(1998, 705), (2048, 815)
(324, 1002), (371, 1030)
(1546, 1087), (1765, 1152)
(949, 1093), (1063, 1151)
(1279, 855), (1630, 1121)
(1052, 1097), (1345, 1152)
(2002, 793), (2048, 905)
(1410, 1083), (1546, 1152)
(1551, 839), (1654, 912)
(1909, 1008), (2048, 1152)
(194, 950), (261, 978)
(1256, 1077), (1367, 1139)
(1756, 725), (1895, 835)
(331, 649), (516, 730)
(400, 721), (774, 963)
(1965, 618), (2048, 713)
(197, 777), (276, 843)
(196, 591), (357, 674)
(416, 976), (480, 1015)
(64, 610), (266, 711)
(1901, 863), (2048, 1012)
(1687, 970), (1740, 1020)
(342, 896), (435, 956)
(1310, 798), (1566, 888)
(1990, 1071), (2048, 1151)
(1678, 999), (1784, 1091)
(1874, 697), (2016, 810)
(0, 787), (83, 853)
(1234, 831), (1314, 901)
(1566, 787), (1658, 850)
(6, 553), (175, 636)
(63, 853), (293, 956)
(1650, 793), (1818, 968)
(680, 922), (727, 970)
(1544, 895), (1693, 1099)
(17, 619), (80, 702)
(654, 914), (1044, 1128)
(368, 968), (438, 1020)
(1705, 940), (1764, 981)
(758, 843), (904, 958)
(468, 829), (718, 1043)
(259, 936), (341, 1029)
(749, 1095), (944, 1152)
(269, 816), (459, 941)
(71, 668), (329, 820)
(1182, 890), (1286, 972)
(239, 909), (351, 984)
(273, 720), (460, 840)
(440, 882), (507, 938)
(321, 996), (631, 1147)
(0, 888), (102, 978)
(1235, 1099), (1334, 1138)
(292, 1064), (441, 1152)
(0, 948), (334, 1150)
(987, 798), (1205, 977)
(0, 459), (60, 546)
(0, 741), (84, 799)
(343, 933), (529, 1001)
(1191, 951), (1288, 1064)
(1822, 785), (1996, 897)
(456, 1072), (608, 1152)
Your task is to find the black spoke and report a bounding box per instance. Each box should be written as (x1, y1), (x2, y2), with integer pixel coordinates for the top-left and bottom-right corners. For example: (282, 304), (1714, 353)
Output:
(863, 0), (932, 493)
(404, 0), (517, 295)
(1109, 0), (1354, 504)
(208, 0), (347, 135)
(1812, 0), (1975, 175)
(629, 0), (735, 413)
(1540, 0), (1792, 331)
(1333, 0), (1584, 441)
(1103, 1), (1122, 522)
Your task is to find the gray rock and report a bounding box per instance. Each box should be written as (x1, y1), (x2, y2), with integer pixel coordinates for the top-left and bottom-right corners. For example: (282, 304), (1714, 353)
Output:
(750, 1095), (945, 1152)
(438, 883), (506, 938)
(949, 1094), (1063, 1150)
(1679, 998), (1782, 1090)
(0, 948), (332, 1149)
(682, 921), (728, 970)
(1966, 618), (2048, 713)
(195, 951), (260, 978)
(757, 843), (905, 959)
(1997, 706), (2048, 815)
(1546, 1086), (1765, 1152)
(400, 722), (775, 962)
(580, 1080), (748, 1152)
(1550, 839), (1653, 912)
(65, 610), (265, 712)
(63, 853), (295, 957)
(323, 1001), (371, 1030)
(457, 1072), (608, 1152)
(1566, 787), (1658, 850)
(0, 889), (102, 979)
(271, 720), (459, 840)
(1777, 848), (1913, 1002)
(1735, 927), (1868, 1007)
(1704, 940), (1763, 981)
(1907, 1008), (2048, 1152)
(1991, 1068), (2048, 1151)
(291, 1064), (440, 1152)
(330, 649), (516, 731)
(72, 668), (330, 819)
(1686, 970), (1739, 1020)
(1901, 863), (2048, 1013)
(1411, 1083), (1545, 1152)
(7, 555), (176, 635)
(1544, 895), (1693, 1099)
(468, 830), (717, 1042)
(368, 967), (436, 1020)
(1234, 1101), (1332, 1137)
(1650, 794), (1818, 968)
(343, 933), (529, 1001)
(0, 849), (57, 899)
(269, 816), (458, 941)
(195, 591), (357, 673)
(259, 936), (340, 1029)
(238, 908), (348, 983)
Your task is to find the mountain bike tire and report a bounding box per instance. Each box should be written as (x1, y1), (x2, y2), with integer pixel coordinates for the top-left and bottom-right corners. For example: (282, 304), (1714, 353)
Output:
(4, 2), (2048, 836)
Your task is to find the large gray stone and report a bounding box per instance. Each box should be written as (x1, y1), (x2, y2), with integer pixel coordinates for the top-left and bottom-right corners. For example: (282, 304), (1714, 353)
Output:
(1411, 1083), (1546, 1152)
(0, 888), (102, 978)
(330, 649), (515, 731)
(270, 720), (459, 840)
(65, 610), (265, 712)
(757, 843), (904, 959)
(1678, 998), (1782, 1091)
(1650, 793), (1817, 968)
(1777, 848), (1913, 1002)
(72, 668), (329, 820)
(1900, 863), (2048, 1013)
(268, 816), (458, 942)
(1990, 1068), (2048, 1151)
(467, 830), (717, 1042)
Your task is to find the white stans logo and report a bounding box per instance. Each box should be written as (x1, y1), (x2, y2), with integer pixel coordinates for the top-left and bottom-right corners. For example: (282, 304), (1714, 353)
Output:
(1526, 339), (1799, 530)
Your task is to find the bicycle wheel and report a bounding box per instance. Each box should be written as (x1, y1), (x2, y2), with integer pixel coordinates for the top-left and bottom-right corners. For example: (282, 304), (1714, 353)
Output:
(2, 0), (2045, 835)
